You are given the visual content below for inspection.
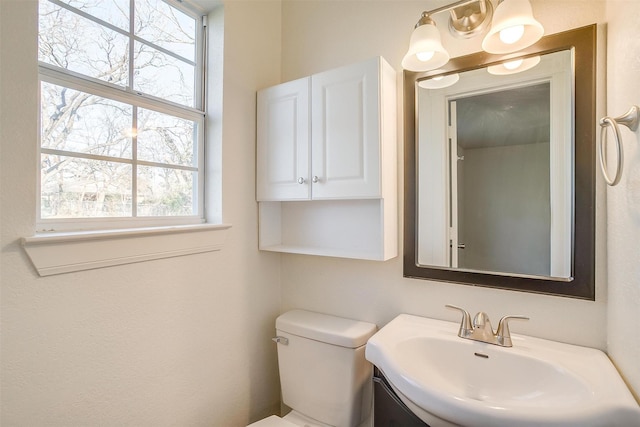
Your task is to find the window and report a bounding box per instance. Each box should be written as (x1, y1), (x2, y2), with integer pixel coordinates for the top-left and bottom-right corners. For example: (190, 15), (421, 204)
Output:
(38, 0), (205, 231)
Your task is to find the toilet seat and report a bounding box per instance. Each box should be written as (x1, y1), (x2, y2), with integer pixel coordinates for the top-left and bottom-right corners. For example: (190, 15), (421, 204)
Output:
(247, 411), (331, 427)
(282, 411), (331, 427)
(247, 415), (297, 427)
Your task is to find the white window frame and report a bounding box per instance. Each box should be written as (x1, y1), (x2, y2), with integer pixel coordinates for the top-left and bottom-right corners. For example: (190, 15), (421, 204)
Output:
(37, 0), (207, 232)
(24, 1), (231, 277)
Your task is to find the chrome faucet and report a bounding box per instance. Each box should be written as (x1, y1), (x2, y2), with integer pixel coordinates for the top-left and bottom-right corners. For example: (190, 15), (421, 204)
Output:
(445, 304), (529, 347)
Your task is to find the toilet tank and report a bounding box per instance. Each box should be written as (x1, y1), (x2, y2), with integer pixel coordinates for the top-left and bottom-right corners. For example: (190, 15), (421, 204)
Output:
(275, 310), (377, 427)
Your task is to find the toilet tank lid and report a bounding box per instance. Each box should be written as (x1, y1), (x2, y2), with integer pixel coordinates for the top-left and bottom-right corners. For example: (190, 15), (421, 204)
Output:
(276, 310), (377, 348)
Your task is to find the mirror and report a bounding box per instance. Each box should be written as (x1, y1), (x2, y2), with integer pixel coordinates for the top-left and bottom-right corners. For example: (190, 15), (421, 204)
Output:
(404, 25), (596, 299)
(418, 50), (572, 278)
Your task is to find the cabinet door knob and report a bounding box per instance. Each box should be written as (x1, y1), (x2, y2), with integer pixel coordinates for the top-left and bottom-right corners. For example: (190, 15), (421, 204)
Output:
(297, 177), (305, 184)
(312, 176), (319, 183)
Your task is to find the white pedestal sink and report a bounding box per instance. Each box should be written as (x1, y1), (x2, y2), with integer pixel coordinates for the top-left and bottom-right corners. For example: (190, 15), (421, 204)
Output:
(365, 314), (640, 427)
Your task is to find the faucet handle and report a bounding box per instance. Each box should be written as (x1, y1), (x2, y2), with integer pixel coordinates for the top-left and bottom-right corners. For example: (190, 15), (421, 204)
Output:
(445, 304), (473, 335)
(496, 315), (529, 347)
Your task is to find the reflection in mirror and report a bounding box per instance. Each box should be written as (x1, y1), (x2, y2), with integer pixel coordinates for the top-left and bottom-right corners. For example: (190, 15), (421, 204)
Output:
(417, 50), (572, 279)
(404, 25), (596, 299)
(454, 84), (553, 276)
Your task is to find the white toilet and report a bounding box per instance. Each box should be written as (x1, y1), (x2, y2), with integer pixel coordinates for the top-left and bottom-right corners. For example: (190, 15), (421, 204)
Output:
(249, 309), (378, 427)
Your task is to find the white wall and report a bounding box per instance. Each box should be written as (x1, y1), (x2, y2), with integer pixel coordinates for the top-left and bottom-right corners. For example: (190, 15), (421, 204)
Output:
(280, 0), (611, 356)
(0, 1), (283, 425)
(605, 0), (640, 400)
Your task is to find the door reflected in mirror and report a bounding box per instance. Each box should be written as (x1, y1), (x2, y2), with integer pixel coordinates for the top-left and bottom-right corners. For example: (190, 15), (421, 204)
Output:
(417, 50), (572, 279)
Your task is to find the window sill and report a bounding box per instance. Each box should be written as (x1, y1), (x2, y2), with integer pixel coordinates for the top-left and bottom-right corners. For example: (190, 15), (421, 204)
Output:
(22, 223), (232, 276)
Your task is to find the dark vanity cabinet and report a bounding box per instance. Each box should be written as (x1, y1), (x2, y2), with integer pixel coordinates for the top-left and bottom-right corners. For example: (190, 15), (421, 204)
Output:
(373, 368), (428, 426)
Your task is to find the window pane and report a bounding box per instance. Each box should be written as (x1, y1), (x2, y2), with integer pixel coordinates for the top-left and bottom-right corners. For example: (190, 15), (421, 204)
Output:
(137, 109), (196, 167)
(38, 0), (204, 227)
(41, 154), (132, 218)
(39, 1), (129, 87)
(56, 0), (130, 31)
(41, 82), (133, 159)
(135, 0), (196, 61)
(134, 41), (195, 107)
(137, 166), (195, 216)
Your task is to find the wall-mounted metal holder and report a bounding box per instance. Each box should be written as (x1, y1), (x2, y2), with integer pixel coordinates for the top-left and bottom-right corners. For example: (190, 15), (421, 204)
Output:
(598, 105), (639, 186)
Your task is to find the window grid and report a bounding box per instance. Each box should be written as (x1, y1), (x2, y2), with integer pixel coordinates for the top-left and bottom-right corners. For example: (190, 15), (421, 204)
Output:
(47, 0), (198, 66)
(38, 0), (206, 231)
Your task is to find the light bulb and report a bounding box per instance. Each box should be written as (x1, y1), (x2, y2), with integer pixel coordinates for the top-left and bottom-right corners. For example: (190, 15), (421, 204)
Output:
(499, 25), (525, 44)
(503, 59), (523, 70)
(487, 55), (540, 75)
(416, 51), (435, 62)
(418, 73), (459, 89)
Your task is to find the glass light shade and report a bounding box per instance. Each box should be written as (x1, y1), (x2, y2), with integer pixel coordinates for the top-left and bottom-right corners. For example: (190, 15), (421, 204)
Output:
(481, 0), (544, 54)
(499, 25), (525, 44)
(418, 73), (459, 89)
(487, 55), (541, 75)
(402, 23), (450, 71)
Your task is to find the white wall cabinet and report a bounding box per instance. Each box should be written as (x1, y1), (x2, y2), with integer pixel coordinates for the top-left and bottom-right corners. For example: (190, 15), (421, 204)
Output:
(256, 56), (397, 260)
(257, 57), (388, 201)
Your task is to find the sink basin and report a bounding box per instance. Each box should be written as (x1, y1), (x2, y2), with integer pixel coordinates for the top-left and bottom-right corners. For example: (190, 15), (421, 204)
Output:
(365, 314), (640, 427)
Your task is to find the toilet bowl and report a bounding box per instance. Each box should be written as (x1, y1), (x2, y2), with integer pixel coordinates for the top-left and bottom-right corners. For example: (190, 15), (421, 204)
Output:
(248, 310), (377, 427)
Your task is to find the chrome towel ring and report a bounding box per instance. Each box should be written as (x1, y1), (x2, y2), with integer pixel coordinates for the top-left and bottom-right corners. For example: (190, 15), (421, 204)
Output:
(598, 105), (639, 186)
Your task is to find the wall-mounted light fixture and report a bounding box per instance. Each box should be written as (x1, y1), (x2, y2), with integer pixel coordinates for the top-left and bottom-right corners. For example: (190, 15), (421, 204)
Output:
(482, 0), (544, 53)
(402, 13), (450, 71)
(402, 0), (543, 72)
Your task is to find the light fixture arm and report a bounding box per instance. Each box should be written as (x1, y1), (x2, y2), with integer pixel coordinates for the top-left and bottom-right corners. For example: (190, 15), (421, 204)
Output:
(415, 0), (494, 39)
(422, 0), (487, 18)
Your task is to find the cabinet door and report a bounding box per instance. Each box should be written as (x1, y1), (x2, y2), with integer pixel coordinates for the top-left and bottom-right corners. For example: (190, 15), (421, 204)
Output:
(374, 370), (429, 426)
(311, 57), (381, 199)
(256, 77), (310, 201)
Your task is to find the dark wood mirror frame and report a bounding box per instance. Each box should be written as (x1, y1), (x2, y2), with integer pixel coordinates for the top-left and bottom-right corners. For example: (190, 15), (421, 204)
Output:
(404, 24), (596, 300)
